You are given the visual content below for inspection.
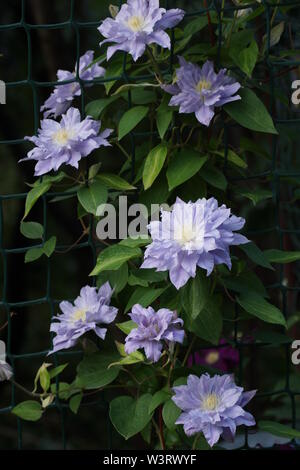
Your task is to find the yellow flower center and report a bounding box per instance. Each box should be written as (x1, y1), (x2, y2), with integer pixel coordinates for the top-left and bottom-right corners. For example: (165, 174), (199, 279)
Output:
(180, 225), (196, 243)
(72, 309), (87, 323)
(196, 79), (211, 93)
(206, 351), (220, 365)
(127, 15), (144, 32)
(202, 393), (219, 411)
(53, 129), (71, 146)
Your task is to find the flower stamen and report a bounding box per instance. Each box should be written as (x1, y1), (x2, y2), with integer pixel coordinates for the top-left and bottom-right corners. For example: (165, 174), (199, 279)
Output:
(202, 393), (219, 411)
(127, 15), (144, 32)
(53, 128), (72, 146)
(196, 79), (211, 93)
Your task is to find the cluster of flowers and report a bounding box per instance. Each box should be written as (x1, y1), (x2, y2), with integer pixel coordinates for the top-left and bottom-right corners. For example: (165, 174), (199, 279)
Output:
(20, 0), (241, 175)
(44, 281), (255, 447)
(14, 0), (255, 447)
(20, 50), (112, 176)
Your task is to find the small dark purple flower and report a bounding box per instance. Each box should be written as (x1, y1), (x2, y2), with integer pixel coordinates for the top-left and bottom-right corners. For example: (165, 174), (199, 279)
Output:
(188, 339), (239, 372)
(163, 57), (241, 126)
(98, 0), (185, 61)
(41, 51), (105, 118)
(172, 373), (256, 447)
(124, 304), (184, 362)
(20, 107), (112, 176)
(142, 197), (249, 290)
(49, 283), (118, 354)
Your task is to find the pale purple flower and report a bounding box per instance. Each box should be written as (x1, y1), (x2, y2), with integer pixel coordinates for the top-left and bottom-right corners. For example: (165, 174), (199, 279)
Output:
(20, 107), (112, 176)
(98, 0), (185, 61)
(163, 57), (241, 126)
(124, 304), (184, 362)
(141, 197), (249, 290)
(41, 51), (105, 118)
(0, 360), (13, 381)
(172, 373), (256, 447)
(49, 283), (118, 354)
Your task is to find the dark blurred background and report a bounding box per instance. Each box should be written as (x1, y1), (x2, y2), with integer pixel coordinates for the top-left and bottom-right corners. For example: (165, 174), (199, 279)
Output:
(0, 0), (300, 449)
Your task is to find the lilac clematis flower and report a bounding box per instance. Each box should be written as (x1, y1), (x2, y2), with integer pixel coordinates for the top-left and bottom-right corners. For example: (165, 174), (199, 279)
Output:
(172, 373), (256, 447)
(49, 283), (118, 354)
(188, 339), (240, 372)
(163, 57), (241, 126)
(124, 304), (184, 362)
(0, 341), (13, 382)
(41, 51), (105, 118)
(141, 197), (249, 290)
(0, 360), (13, 382)
(20, 107), (112, 176)
(98, 0), (185, 61)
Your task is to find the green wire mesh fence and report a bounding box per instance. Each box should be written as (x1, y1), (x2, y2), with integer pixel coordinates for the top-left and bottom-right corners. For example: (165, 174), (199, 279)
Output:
(0, 0), (300, 449)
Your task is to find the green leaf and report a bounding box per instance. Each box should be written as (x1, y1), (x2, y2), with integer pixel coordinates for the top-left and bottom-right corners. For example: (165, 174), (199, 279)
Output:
(90, 245), (141, 276)
(25, 247), (44, 264)
(119, 237), (151, 248)
(128, 268), (167, 284)
(125, 286), (166, 313)
(109, 350), (144, 368)
(43, 236), (56, 257)
(20, 221), (43, 239)
(258, 420), (300, 439)
(104, 60), (123, 94)
(148, 390), (170, 415)
(167, 149), (208, 191)
(263, 21), (285, 51)
(118, 106), (149, 140)
(69, 393), (83, 415)
(50, 382), (75, 400)
(39, 367), (50, 393)
(213, 149), (247, 169)
(263, 249), (300, 264)
(88, 163), (102, 180)
(113, 82), (158, 96)
(128, 273), (149, 287)
(181, 271), (210, 320)
(236, 188), (272, 205)
(12, 401), (43, 422)
(97, 263), (128, 294)
(237, 293), (286, 327)
(162, 399), (181, 431)
(156, 100), (173, 139)
(77, 181), (108, 216)
(240, 242), (274, 270)
(143, 143), (168, 190)
(221, 270), (268, 298)
(229, 29), (254, 58)
(183, 16), (208, 36)
(49, 364), (68, 379)
(24, 236), (56, 263)
(85, 96), (119, 119)
(238, 40), (258, 77)
(109, 394), (153, 440)
(96, 173), (135, 191)
(116, 320), (137, 335)
(24, 182), (51, 219)
(201, 166), (227, 190)
(33, 172), (66, 187)
(75, 352), (121, 390)
(253, 330), (292, 345)
(188, 297), (223, 345)
(225, 88), (278, 134)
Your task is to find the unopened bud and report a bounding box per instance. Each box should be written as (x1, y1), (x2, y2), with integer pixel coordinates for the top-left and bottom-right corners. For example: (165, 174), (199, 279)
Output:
(109, 5), (119, 18)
